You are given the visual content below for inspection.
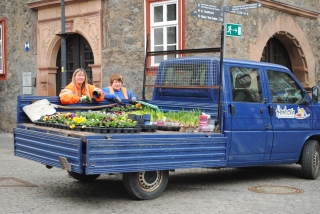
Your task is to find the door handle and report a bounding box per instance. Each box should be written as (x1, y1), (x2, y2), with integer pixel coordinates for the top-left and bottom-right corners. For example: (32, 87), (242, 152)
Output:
(268, 105), (274, 116)
(230, 104), (235, 116)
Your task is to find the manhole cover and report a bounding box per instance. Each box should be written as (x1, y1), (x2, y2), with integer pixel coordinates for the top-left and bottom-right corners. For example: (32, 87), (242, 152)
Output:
(248, 185), (303, 195)
(0, 177), (37, 187)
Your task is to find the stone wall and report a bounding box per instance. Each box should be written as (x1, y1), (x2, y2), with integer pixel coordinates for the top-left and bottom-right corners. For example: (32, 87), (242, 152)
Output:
(101, 0), (145, 99)
(0, 0), (37, 132)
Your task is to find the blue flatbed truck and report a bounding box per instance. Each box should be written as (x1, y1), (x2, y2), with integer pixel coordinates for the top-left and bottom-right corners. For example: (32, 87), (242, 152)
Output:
(14, 56), (320, 200)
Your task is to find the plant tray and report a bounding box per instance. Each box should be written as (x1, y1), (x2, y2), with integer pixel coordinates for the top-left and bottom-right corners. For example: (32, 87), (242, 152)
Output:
(141, 125), (158, 132)
(157, 126), (180, 131)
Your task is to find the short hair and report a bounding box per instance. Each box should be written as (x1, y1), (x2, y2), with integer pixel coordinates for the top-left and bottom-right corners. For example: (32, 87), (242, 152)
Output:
(110, 74), (123, 85)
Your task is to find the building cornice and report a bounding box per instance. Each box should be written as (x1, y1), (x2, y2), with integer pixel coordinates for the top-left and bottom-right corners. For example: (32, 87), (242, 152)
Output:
(28, 0), (88, 10)
(247, 0), (319, 19)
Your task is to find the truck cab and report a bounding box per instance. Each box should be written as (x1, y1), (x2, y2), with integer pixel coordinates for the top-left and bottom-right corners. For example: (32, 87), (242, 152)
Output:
(147, 56), (319, 177)
(222, 59), (316, 167)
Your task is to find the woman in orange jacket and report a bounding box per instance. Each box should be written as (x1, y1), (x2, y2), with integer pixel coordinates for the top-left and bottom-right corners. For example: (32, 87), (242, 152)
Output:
(59, 68), (105, 104)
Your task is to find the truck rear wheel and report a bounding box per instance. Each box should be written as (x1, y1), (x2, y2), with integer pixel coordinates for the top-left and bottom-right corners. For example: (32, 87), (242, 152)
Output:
(301, 140), (320, 179)
(123, 170), (169, 200)
(67, 171), (100, 182)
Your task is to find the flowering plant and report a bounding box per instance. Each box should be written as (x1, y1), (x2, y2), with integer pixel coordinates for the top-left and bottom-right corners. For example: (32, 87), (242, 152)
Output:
(67, 115), (87, 129)
(117, 117), (136, 128)
(81, 95), (91, 102)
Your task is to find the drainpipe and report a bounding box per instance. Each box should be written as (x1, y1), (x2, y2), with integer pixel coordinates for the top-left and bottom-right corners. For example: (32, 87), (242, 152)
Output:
(60, 0), (67, 89)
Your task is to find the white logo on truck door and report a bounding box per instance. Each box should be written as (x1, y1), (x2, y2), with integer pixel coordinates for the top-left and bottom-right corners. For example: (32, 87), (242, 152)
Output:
(275, 105), (310, 119)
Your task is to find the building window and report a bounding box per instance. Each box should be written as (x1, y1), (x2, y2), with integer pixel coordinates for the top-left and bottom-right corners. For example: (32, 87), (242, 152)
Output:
(146, 0), (185, 66)
(0, 18), (7, 77)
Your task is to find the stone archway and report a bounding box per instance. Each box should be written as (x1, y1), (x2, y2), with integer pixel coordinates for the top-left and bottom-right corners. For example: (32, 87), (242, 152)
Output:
(250, 15), (315, 88)
(34, 1), (103, 96)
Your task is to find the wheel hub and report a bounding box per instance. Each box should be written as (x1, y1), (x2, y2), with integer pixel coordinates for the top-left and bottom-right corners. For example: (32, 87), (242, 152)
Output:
(138, 171), (162, 191)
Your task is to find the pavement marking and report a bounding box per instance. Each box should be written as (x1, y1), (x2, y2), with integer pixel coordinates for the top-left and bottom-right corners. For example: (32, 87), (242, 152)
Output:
(0, 177), (38, 187)
(248, 185), (303, 195)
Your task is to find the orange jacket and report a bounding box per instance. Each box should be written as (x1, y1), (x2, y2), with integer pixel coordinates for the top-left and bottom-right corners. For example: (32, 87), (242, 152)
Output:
(59, 83), (105, 104)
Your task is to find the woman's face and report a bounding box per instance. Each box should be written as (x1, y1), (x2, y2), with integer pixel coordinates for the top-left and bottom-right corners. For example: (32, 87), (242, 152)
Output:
(75, 71), (86, 85)
(111, 80), (122, 90)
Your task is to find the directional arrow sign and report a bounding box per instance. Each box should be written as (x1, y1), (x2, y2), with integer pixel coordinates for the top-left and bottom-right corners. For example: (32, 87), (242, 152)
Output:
(190, 3), (224, 22)
(226, 23), (242, 37)
(197, 3), (222, 12)
(224, 10), (249, 16)
(197, 7), (224, 17)
(190, 11), (224, 23)
(224, 3), (262, 12)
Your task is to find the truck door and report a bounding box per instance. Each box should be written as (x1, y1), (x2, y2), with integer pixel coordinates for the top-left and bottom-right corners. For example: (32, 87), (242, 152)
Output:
(227, 65), (272, 163)
(264, 68), (312, 160)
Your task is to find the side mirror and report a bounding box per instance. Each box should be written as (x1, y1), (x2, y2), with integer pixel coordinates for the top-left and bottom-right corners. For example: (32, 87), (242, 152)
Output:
(312, 86), (319, 103)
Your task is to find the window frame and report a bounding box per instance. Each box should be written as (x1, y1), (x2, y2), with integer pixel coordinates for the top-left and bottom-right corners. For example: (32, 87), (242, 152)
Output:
(146, 0), (185, 67)
(0, 18), (7, 80)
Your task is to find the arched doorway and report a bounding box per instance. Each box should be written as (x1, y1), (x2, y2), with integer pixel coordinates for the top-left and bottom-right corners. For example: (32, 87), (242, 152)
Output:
(56, 34), (94, 94)
(261, 37), (292, 71)
(250, 16), (315, 89)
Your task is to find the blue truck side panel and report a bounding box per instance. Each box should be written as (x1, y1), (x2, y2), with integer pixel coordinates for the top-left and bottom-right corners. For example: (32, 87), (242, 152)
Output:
(86, 135), (227, 174)
(14, 127), (83, 173)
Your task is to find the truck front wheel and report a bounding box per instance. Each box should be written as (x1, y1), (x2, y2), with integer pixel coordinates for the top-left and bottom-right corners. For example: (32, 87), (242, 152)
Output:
(67, 171), (100, 182)
(301, 140), (320, 179)
(123, 170), (169, 200)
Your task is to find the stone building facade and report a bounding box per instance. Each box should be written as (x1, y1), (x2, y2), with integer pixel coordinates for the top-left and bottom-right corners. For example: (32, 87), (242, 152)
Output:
(0, 0), (319, 132)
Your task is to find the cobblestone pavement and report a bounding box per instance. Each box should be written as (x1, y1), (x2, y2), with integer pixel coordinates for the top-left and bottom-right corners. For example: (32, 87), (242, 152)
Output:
(1, 132), (319, 214)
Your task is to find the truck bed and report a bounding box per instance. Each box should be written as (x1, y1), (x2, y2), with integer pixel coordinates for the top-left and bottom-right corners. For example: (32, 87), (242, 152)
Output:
(14, 123), (227, 175)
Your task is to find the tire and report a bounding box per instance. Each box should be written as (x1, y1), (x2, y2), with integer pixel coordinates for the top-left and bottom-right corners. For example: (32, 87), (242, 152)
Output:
(301, 140), (320, 180)
(67, 171), (100, 182)
(123, 170), (169, 200)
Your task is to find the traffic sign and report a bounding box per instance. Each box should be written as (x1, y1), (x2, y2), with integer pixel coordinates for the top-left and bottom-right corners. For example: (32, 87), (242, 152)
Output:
(197, 3), (222, 12)
(224, 3), (262, 12)
(197, 7), (224, 17)
(226, 23), (242, 37)
(190, 3), (224, 22)
(190, 10), (224, 22)
(224, 10), (249, 16)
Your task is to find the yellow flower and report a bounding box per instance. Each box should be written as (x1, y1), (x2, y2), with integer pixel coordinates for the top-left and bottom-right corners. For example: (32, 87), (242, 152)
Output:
(73, 116), (87, 125)
(70, 124), (75, 129)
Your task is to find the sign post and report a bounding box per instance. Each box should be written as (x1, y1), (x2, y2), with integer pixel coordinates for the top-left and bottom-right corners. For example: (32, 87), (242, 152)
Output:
(190, 2), (262, 58)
